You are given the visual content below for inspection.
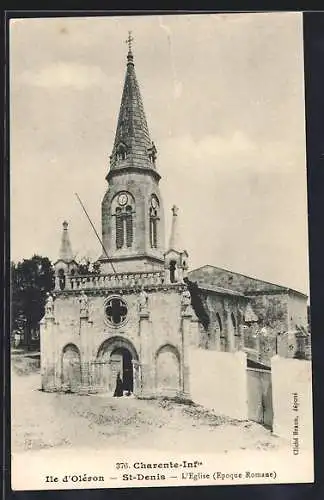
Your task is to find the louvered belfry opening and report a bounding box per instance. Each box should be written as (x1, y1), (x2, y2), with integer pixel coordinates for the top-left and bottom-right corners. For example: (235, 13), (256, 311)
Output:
(115, 207), (124, 249)
(125, 205), (133, 247)
(115, 205), (134, 250)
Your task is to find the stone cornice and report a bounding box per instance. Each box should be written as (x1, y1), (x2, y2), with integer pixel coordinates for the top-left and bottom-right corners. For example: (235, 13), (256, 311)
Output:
(106, 165), (161, 183)
(55, 282), (185, 298)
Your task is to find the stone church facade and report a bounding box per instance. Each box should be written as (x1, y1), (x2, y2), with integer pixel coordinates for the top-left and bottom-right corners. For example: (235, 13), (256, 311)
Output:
(40, 40), (309, 398)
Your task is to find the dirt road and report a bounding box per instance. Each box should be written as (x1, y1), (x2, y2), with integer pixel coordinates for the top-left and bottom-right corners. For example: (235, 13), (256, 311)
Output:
(11, 370), (286, 454)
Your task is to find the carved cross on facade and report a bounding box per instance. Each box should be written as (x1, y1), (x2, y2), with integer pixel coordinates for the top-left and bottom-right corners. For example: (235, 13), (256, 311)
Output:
(125, 31), (134, 52)
(105, 298), (128, 325)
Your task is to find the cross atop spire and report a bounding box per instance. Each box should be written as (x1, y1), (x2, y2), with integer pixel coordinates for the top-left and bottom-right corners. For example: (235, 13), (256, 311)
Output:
(125, 31), (134, 64)
(125, 31), (134, 52)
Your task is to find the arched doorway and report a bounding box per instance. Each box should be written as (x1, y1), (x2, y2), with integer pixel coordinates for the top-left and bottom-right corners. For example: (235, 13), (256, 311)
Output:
(96, 337), (139, 396)
(61, 343), (81, 392)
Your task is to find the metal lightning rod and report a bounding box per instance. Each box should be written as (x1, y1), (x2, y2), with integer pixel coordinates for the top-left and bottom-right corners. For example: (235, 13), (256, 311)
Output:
(75, 192), (117, 275)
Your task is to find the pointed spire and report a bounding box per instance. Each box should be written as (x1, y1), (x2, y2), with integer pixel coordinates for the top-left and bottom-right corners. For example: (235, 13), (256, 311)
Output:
(108, 33), (158, 177)
(168, 205), (184, 252)
(59, 221), (74, 262)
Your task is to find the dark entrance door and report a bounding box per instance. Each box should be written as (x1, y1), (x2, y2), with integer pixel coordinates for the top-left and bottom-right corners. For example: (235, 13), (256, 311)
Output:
(247, 367), (273, 429)
(111, 347), (134, 394)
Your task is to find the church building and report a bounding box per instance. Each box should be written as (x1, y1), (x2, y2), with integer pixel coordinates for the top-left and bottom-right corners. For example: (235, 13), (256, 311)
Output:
(40, 36), (309, 399)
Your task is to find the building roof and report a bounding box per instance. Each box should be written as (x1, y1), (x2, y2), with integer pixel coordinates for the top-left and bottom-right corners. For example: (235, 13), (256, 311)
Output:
(108, 43), (158, 177)
(190, 281), (245, 297)
(189, 264), (308, 298)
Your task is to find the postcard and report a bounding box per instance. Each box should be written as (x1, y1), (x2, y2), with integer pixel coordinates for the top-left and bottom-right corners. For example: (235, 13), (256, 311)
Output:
(9, 12), (313, 490)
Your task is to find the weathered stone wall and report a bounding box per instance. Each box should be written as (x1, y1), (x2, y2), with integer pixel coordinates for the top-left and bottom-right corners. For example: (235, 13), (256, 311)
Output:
(199, 291), (248, 352)
(246, 293), (289, 333)
(40, 285), (189, 397)
(101, 171), (165, 272)
(287, 291), (308, 330)
(99, 257), (165, 274)
(271, 355), (313, 451)
(188, 348), (248, 420)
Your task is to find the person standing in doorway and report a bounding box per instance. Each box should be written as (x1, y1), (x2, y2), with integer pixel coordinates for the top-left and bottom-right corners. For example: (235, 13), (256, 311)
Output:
(113, 372), (123, 397)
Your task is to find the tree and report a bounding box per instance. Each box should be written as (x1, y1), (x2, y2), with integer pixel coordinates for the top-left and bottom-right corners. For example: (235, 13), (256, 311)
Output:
(11, 255), (55, 350)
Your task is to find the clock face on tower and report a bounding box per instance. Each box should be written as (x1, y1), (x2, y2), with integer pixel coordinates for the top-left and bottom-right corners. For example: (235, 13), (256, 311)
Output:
(118, 193), (128, 206)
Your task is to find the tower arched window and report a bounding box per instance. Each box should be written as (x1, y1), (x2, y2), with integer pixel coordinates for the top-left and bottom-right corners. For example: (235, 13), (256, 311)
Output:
(113, 193), (135, 250)
(116, 142), (127, 161)
(149, 195), (160, 249)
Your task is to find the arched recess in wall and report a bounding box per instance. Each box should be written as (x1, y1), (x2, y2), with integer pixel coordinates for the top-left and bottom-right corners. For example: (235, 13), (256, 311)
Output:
(155, 344), (181, 394)
(61, 343), (81, 392)
(111, 192), (135, 250)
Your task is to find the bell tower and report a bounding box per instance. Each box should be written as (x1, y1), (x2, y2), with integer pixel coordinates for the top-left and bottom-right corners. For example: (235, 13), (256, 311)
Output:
(99, 33), (165, 273)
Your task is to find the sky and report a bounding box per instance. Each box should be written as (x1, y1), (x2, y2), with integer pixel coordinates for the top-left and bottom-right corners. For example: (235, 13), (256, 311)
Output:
(10, 13), (309, 293)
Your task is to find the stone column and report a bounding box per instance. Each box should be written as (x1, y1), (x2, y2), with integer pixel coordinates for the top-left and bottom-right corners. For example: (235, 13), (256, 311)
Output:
(164, 262), (171, 285)
(215, 323), (222, 351)
(224, 300), (235, 352)
(54, 275), (60, 292)
(236, 324), (244, 351)
(66, 276), (72, 290)
(139, 309), (153, 397)
(41, 313), (57, 391)
(132, 359), (142, 397)
(79, 308), (91, 394)
(190, 317), (200, 347)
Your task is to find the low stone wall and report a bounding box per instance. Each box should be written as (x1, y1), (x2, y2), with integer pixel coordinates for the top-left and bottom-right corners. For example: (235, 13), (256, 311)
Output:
(188, 348), (248, 420)
(271, 355), (313, 451)
(11, 353), (40, 376)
